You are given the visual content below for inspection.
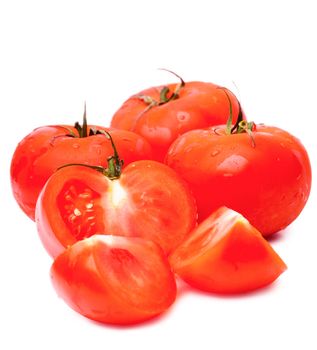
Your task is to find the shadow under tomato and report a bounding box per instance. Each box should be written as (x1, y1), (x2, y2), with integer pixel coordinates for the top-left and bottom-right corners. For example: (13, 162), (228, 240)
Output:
(265, 227), (290, 243)
(84, 300), (178, 330)
(175, 275), (285, 300)
(71, 272), (286, 329)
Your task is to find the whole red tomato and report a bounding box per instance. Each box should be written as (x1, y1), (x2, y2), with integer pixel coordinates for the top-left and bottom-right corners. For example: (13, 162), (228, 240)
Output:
(36, 136), (197, 257)
(10, 112), (153, 220)
(51, 234), (177, 325)
(111, 71), (243, 161)
(169, 207), (287, 294)
(166, 122), (311, 236)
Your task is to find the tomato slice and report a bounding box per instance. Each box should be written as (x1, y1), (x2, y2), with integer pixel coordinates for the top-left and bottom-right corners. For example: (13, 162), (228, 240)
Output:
(169, 207), (287, 294)
(36, 161), (197, 258)
(51, 235), (177, 325)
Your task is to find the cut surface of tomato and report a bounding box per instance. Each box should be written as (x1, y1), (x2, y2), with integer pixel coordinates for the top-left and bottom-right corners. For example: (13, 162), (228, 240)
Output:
(36, 161), (197, 258)
(57, 179), (105, 241)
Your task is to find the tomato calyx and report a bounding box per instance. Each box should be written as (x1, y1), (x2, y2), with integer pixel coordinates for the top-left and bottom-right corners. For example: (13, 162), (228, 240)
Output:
(63, 103), (106, 138)
(101, 130), (124, 179)
(58, 131), (124, 180)
(221, 88), (256, 147)
(136, 69), (185, 114)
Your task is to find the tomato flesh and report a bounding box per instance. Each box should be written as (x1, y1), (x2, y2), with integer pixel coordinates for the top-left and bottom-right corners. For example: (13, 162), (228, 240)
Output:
(51, 235), (177, 325)
(169, 207), (287, 294)
(57, 180), (105, 241)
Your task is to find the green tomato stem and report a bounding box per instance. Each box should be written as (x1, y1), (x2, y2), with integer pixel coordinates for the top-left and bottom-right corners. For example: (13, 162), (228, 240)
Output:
(220, 87), (255, 147)
(136, 69), (185, 114)
(57, 130), (124, 180)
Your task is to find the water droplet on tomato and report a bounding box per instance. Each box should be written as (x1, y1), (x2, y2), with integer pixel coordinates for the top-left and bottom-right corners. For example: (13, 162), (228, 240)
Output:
(73, 143), (80, 149)
(92, 144), (102, 155)
(184, 147), (193, 154)
(177, 111), (190, 122)
(211, 150), (220, 157)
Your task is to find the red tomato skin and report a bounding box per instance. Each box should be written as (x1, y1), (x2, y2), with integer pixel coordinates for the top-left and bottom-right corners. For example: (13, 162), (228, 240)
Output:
(169, 207), (287, 294)
(51, 235), (177, 325)
(36, 161), (197, 258)
(10, 126), (153, 220)
(166, 125), (312, 236)
(111, 81), (243, 161)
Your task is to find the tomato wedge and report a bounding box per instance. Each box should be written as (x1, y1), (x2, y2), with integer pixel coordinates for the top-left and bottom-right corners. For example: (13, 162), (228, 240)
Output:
(51, 235), (177, 325)
(169, 207), (287, 294)
(36, 159), (197, 258)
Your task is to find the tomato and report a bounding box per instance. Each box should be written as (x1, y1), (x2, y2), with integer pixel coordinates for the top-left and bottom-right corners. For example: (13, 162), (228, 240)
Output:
(10, 116), (153, 220)
(51, 234), (177, 325)
(169, 207), (287, 294)
(36, 152), (197, 258)
(166, 123), (311, 236)
(111, 73), (243, 161)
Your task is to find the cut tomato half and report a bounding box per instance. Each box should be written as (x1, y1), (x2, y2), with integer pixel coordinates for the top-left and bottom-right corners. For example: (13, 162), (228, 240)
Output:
(36, 160), (197, 258)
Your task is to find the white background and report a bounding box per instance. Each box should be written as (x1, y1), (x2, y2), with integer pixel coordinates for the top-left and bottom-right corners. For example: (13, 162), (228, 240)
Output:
(1, 0), (316, 349)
